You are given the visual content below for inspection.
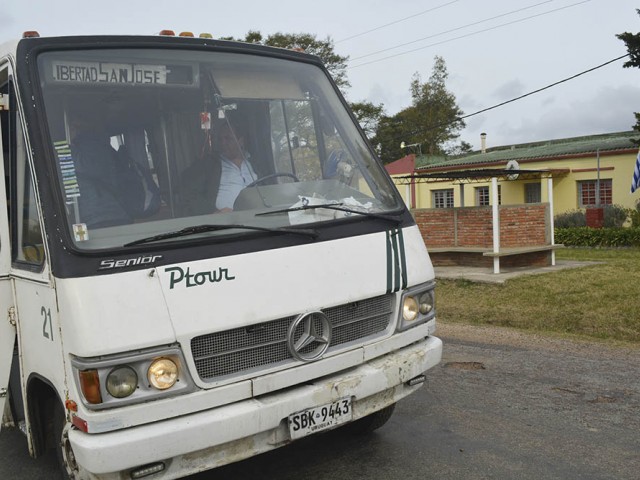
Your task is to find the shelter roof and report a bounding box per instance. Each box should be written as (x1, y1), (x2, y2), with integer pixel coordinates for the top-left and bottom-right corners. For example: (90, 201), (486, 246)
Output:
(393, 168), (569, 185)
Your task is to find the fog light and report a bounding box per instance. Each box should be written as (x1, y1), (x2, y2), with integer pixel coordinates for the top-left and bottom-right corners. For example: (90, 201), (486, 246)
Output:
(131, 462), (165, 478)
(419, 291), (434, 314)
(148, 358), (178, 390)
(106, 366), (138, 398)
(402, 296), (419, 322)
(407, 374), (426, 386)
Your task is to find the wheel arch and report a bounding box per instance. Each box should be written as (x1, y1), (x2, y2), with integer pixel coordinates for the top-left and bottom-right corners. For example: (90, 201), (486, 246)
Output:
(26, 372), (64, 458)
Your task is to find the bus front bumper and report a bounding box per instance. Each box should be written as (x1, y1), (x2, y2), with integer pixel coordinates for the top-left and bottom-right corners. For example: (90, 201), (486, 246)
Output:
(68, 335), (442, 479)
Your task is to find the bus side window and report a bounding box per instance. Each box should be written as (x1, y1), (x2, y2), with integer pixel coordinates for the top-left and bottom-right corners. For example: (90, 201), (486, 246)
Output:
(2, 78), (45, 268)
(0, 69), (9, 227)
(17, 161), (44, 266)
(1, 69), (10, 250)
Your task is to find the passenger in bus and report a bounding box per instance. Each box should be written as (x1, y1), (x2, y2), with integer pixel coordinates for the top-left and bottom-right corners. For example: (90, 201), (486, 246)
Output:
(69, 107), (149, 228)
(181, 118), (258, 215)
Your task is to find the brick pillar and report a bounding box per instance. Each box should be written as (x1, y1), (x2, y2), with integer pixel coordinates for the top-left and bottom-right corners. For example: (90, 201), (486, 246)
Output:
(586, 207), (604, 228)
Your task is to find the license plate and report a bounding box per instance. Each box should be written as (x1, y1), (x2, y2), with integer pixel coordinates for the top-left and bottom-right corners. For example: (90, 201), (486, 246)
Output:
(288, 397), (353, 440)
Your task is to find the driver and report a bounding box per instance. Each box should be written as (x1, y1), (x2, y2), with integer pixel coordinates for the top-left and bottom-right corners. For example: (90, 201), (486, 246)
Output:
(181, 117), (257, 215)
(214, 120), (257, 212)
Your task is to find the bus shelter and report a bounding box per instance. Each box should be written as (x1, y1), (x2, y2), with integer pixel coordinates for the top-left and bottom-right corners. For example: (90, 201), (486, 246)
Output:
(394, 169), (567, 274)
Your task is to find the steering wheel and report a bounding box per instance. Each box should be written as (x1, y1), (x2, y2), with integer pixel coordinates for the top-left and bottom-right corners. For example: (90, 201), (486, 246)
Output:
(245, 172), (299, 188)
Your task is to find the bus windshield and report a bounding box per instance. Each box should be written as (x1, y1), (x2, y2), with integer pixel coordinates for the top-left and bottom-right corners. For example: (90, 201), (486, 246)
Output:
(36, 48), (402, 250)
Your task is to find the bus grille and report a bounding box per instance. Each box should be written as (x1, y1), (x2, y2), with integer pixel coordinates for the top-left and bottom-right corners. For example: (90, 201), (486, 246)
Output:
(190, 294), (395, 382)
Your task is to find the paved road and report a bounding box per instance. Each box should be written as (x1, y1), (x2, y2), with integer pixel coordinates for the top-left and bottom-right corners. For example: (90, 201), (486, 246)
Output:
(2, 323), (639, 479)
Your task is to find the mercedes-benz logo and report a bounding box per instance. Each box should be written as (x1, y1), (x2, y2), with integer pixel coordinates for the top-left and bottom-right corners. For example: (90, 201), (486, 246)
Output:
(287, 311), (332, 362)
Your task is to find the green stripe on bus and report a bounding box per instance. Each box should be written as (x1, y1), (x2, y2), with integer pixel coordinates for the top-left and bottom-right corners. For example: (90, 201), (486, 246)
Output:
(397, 228), (407, 289)
(386, 230), (393, 293)
(391, 229), (400, 292)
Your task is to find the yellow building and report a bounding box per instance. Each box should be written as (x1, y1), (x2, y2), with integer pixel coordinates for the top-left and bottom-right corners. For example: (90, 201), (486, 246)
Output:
(388, 131), (640, 215)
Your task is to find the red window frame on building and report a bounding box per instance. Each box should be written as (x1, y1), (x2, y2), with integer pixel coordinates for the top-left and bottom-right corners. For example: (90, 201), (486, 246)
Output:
(578, 179), (612, 207)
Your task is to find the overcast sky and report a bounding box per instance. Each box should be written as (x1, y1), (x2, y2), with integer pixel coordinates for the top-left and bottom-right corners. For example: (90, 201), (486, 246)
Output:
(2, 0), (639, 150)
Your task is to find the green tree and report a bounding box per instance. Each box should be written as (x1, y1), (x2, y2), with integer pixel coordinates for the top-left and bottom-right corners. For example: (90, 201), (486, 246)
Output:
(372, 109), (415, 164)
(222, 30), (350, 92)
(617, 9), (640, 142)
(408, 57), (466, 154)
(349, 101), (385, 140)
(448, 140), (473, 156)
(373, 56), (466, 163)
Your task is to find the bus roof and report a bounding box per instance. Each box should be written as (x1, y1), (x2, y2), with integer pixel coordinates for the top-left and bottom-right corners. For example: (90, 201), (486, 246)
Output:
(2, 33), (322, 66)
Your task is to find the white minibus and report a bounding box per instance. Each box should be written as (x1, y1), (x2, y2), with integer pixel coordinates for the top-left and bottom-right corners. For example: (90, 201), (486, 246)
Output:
(0, 31), (442, 479)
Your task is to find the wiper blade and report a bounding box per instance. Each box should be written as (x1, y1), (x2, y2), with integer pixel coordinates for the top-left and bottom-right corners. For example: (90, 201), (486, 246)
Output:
(123, 223), (318, 247)
(256, 202), (401, 224)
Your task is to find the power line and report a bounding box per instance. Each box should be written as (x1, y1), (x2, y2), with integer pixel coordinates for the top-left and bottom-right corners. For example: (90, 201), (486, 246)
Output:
(375, 53), (630, 152)
(455, 53), (631, 124)
(335, 1), (460, 44)
(349, 0), (591, 70)
(349, 0), (555, 62)
(401, 53), (630, 142)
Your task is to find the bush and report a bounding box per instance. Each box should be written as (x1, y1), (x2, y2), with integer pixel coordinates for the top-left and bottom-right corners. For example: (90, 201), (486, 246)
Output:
(629, 200), (640, 228)
(555, 205), (630, 228)
(603, 204), (628, 228)
(555, 227), (640, 247)
(554, 210), (586, 228)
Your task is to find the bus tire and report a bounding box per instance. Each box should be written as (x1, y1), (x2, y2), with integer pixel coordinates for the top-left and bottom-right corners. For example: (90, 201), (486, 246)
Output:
(51, 400), (74, 479)
(346, 403), (396, 435)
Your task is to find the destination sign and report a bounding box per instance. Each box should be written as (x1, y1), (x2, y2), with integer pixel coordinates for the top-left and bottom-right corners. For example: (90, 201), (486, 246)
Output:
(51, 61), (168, 85)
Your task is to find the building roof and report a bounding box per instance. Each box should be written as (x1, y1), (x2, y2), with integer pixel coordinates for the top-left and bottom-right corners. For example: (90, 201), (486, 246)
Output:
(385, 155), (415, 175)
(415, 155), (447, 168)
(416, 131), (640, 171)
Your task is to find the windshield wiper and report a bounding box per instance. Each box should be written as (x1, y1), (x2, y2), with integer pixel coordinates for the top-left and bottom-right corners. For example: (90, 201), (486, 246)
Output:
(123, 223), (318, 247)
(256, 202), (401, 224)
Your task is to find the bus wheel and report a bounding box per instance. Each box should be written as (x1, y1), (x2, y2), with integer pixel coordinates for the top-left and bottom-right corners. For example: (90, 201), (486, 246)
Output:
(52, 401), (75, 479)
(346, 403), (396, 435)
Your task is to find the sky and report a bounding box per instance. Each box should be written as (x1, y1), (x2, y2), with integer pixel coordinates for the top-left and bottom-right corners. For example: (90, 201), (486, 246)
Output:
(2, 0), (639, 151)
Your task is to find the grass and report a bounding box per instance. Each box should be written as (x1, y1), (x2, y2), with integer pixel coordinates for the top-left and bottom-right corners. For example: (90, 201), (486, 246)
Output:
(435, 247), (640, 343)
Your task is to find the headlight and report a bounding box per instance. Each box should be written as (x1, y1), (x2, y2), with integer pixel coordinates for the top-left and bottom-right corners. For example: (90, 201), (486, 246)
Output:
(398, 283), (436, 331)
(72, 346), (194, 410)
(403, 296), (419, 321)
(106, 366), (138, 398)
(148, 358), (178, 390)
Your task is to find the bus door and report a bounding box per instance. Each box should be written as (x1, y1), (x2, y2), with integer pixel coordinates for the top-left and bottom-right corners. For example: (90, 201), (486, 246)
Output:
(0, 62), (58, 451)
(0, 63), (16, 426)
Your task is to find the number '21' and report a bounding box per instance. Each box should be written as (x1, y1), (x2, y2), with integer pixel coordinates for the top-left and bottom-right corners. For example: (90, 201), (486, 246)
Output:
(41, 307), (53, 341)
